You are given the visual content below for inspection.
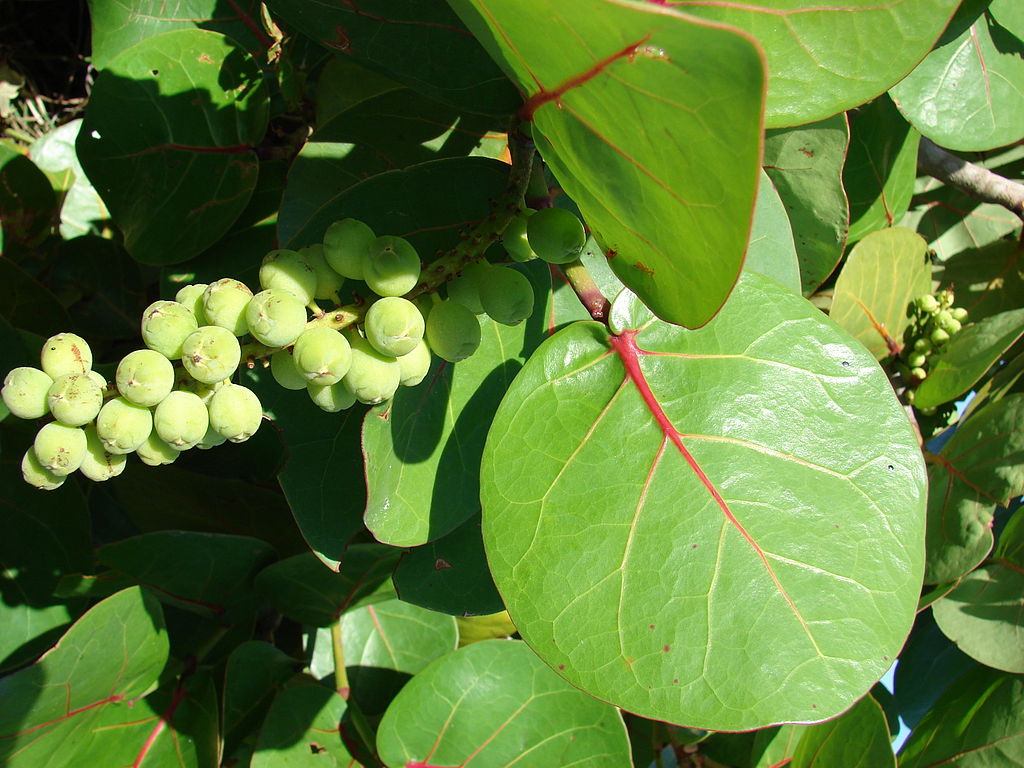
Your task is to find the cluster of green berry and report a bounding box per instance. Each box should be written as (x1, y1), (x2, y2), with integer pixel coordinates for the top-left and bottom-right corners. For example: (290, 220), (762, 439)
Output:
(901, 289), (968, 398)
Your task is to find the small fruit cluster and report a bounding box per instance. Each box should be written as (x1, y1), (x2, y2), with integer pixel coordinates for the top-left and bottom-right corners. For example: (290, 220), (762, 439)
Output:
(501, 206), (587, 265)
(901, 289), (968, 395)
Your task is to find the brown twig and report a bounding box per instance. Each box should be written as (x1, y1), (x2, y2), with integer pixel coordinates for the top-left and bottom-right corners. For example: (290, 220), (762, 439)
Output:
(917, 137), (1024, 220)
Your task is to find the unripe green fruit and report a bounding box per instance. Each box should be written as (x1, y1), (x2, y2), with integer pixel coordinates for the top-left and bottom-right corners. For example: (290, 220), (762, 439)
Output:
(96, 396), (154, 454)
(913, 338), (933, 353)
(293, 327), (352, 385)
(47, 373), (103, 427)
(931, 328), (950, 346)
(364, 297), (425, 357)
(2, 367), (54, 419)
(175, 283), (209, 325)
(181, 326), (242, 384)
(479, 266), (534, 326)
(300, 244), (345, 300)
(245, 289), (308, 348)
(41, 332), (92, 378)
(936, 312), (961, 335)
(527, 207), (586, 264)
(136, 430), (179, 466)
(270, 349), (308, 391)
(308, 381), (357, 412)
(323, 218), (375, 280)
(116, 349), (175, 407)
(446, 263), (490, 314)
(914, 294), (940, 314)
(397, 339), (432, 387)
(907, 352), (927, 369)
(154, 390), (209, 450)
(911, 367), (928, 381)
(260, 249), (317, 305)
(937, 289), (955, 309)
(141, 300), (199, 359)
(364, 236), (421, 297)
(503, 209), (537, 262)
(342, 336), (401, 405)
(426, 299), (481, 362)
(197, 425), (228, 450)
(951, 307), (969, 322)
(79, 424), (126, 482)
(22, 448), (65, 490)
(202, 279), (253, 336)
(208, 383), (262, 443)
(34, 422), (87, 476)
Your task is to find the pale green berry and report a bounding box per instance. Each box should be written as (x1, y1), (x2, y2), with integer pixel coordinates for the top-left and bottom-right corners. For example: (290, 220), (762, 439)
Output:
(308, 381), (357, 412)
(245, 289), (308, 348)
(260, 249), (317, 305)
(181, 326), (241, 384)
(293, 327), (352, 386)
(116, 349), (175, 407)
(270, 349), (307, 391)
(141, 300), (199, 359)
(426, 300), (481, 362)
(2, 367), (54, 419)
(503, 209), (537, 262)
(79, 424), (127, 482)
(342, 336), (401, 405)
(479, 266), (534, 326)
(153, 390), (209, 450)
(196, 425), (228, 450)
(47, 373), (103, 427)
(300, 244), (345, 300)
(913, 338), (933, 353)
(527, 207), (586, 264)
(175, 283), (209, 325)
(951, 307), (969, 322)
(936, 311), (961, 335)
(22, 448), (65, 490)
(34, 422), (87, 476)
(364, 296), (425, 357)
(364, 236), (421, 297)
(397, 339), (432, 387)
(96, 396), (154, 455)
(135, 430), (179, 466)
(911, 367), (928, 381)
(446, 262), (490, 314)
(202, 278), (253, 336)
(931, 328), (950, 346)
(208, 383), (262, 443)
(907, 352), (927, 369)
(914, 294), (940, 314)
(323, 218), (375, 280)
(41, 332), (92, 378)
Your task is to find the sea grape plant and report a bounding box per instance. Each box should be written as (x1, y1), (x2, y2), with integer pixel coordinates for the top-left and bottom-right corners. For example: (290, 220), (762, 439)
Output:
(2, 1), (1024, 767)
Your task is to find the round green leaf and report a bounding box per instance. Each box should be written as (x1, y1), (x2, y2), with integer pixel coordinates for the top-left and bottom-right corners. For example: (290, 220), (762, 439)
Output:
(481, 272), (926, 730)
(677, 0), (959, 128)
(891, 1), (1024, 151)
(252, 677), (353, 768)
(77, 29), (268, 265)
(376, 640), (630, 768)
(790, 694), (894, 768)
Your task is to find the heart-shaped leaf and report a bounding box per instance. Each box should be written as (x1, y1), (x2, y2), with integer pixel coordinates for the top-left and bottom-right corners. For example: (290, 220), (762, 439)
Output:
(932, 508), (1024, 673)
(376, 640), (630, 768)
(481, 273), (926, 730)
(677, 0), (960, 128)
(450, 0), (765, 327)
(763, 115), (850, 295)
(923, 395), (1024, 584)
(914, 307), (1024, 408)
(891, 0), (1024, 151)
(829, 227), (931, 360)
(0, 587), (169, 766)
(77, 28), (269, 265)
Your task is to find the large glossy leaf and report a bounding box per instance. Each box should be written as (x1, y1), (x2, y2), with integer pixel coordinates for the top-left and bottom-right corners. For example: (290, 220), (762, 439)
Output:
(0, 587), (169, 767)
(898, 666), (1024, 767)
(251, 677), (354, 768)
(914, 307), (1024, 408)
(891, 0), (1024, 152)
(844, 95), (920, 244)
(923, 395), (1024, 584)
(932, 508), (1024, 673)
(480, 273), (926, 730)
(762, 115), (850, 295)
(77, 29), (268, 265)
(829, 227), (932, 360)
(790, 694), (894, 768)
(265, 0), (519, 116)
(376, 640), (630, 768)
(676, 0), (959, 128)
(451, 0), (765, 328)
(363, 261), (559, 547)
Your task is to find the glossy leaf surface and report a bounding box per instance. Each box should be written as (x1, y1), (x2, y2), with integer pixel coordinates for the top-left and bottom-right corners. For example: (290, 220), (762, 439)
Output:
(791, 695), (894, 768)
(829, 227), (931, 360)
(451, 0), (765, 327)
(376, 640), (630, 768)
(481, 273), (926, 729)
(677, 0), (959, 128)
(745, 168), (800, 294)
(77, 29), (268, 265)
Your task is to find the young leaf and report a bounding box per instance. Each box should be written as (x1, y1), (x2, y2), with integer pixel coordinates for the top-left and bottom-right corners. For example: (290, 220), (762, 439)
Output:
(450, 0), (766, 328)
(376, 640), (631, 768)
(480, 273), (926, 730)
